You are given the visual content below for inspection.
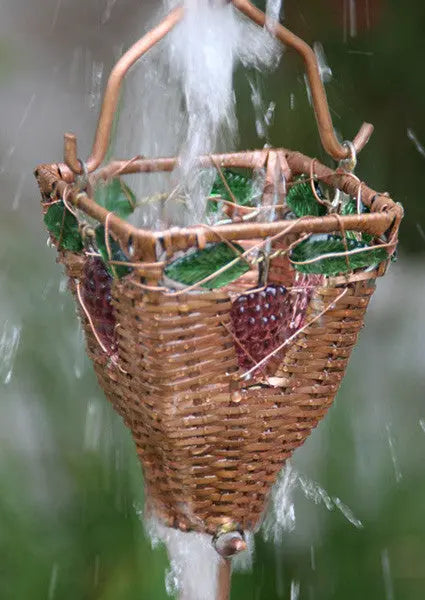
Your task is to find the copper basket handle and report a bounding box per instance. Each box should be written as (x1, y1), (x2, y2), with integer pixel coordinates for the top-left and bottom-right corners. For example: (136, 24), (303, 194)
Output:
(63, 0), (373, 176)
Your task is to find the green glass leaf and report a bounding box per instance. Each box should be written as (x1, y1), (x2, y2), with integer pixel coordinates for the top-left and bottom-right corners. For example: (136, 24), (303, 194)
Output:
(286, 179), (327, 218)
(341, 198), (358, 215)
(95, 226), (133, 279)
(44, 201), (83, 252)
(340, 199), (372, 243)
(94, 178), (136, 219)
(291, 234), (388, 276)
(164, 242), (250, 290)
(209, 170), (255, 212)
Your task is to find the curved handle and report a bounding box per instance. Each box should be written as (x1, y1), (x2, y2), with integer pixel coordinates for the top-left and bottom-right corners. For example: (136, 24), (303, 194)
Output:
(64, 6), (184, 175)
(232, 0), (373, 160)
(64, 0), (372, 175)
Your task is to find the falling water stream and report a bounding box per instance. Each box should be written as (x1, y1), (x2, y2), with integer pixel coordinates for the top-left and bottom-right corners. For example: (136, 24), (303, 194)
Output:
(127, 2), (284, 597)
(1, 0), (424, 599)
(116, 0), (282, 228)
(118, 2), (370, 598)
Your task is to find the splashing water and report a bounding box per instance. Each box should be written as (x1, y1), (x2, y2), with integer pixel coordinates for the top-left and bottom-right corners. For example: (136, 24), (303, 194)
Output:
(385, 423), (402, 484)
(304, 42), (332, 106)
(146, 517), (221, 600)
(118, 0), (282, 228)
(101, 0), (118, 25)
(407, 127), (425, 159)
(297, 473), (334, 511)
(0, 321), (21, 384)
(266, 0), (284, 25)
(262, 463), (297, 544)
(333, 497), (364, 529)
(381, 548), (394, 600)
(313, 42), (333, 84)
(343, 0), (358, 42)
(48, 563), (59, 600)
(87, 61), (104, 111)
(144, 513), (254, 599)
(262, 462), (363, 544)
(290, 579), (300, 600)
(248, 74), (276, 141)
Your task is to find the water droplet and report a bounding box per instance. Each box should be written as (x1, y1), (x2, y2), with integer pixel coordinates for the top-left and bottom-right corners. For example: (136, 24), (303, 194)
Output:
(381, 548), (394, 600)
(0, 322), (21, 384)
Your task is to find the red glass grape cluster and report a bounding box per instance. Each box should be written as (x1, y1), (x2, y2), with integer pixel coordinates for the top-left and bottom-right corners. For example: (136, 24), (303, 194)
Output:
(230, 275), (322, 373)
(81, 256), (117, 355)
(230, 285), (291, 371)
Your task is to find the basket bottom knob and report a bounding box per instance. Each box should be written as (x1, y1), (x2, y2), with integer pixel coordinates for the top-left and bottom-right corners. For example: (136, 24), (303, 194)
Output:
(213, 530), (247, 558)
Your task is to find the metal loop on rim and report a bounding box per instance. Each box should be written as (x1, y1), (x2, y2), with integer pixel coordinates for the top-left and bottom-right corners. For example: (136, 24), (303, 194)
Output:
(340, 140), (357, 172)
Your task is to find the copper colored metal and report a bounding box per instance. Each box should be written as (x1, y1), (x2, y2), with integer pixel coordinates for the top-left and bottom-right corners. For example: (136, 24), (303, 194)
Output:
(64, 6), (184, 174)
(43, 149), (400, 263)
(64, 1), (372, 174)
(232, 0), (373, 159)
(216, 560), (232, 600)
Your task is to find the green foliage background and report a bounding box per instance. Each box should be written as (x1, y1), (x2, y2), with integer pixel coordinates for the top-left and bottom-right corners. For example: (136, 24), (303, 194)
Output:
(0, 1), (424, 598)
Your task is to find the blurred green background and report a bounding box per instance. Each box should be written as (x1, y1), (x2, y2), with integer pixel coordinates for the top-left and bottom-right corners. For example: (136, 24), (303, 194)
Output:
(0, 0), (424, 598)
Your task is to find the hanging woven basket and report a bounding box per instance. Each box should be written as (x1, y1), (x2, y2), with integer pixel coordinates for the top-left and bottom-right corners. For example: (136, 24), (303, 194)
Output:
(35, 0), (402, 549)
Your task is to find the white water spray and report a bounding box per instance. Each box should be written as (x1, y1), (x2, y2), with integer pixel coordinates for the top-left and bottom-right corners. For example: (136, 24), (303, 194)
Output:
(117, 0), (282, 228)
(146, 518), (221, 600)
(262, 462), (363, 546)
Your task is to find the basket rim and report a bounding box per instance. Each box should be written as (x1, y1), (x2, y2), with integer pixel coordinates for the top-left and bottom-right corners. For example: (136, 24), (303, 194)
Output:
(35, 147), (402, 264)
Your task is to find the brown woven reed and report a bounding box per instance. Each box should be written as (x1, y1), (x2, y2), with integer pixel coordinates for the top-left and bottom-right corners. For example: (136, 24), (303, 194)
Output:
(35, 147), (401, 537)
(33, 0), (403, 548)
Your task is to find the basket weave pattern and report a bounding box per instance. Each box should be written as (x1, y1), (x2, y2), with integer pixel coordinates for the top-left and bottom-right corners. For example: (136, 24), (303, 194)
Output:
(60, 249), (375, 534)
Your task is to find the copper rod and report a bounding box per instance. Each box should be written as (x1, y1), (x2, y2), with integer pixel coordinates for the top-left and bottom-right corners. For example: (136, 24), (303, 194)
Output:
(70, 180), (394, 247)
(216, 559), (232, 600)
(153, 212), (394, 249)
(63, 0), (373, 175)
(40, 144), (400, 261)
(232, 0), (373, 160)
(64, 6), (184, 174)
(92, 147), (398, 213)
(51, 172), (395, 258)
(93, 151), (267, 180)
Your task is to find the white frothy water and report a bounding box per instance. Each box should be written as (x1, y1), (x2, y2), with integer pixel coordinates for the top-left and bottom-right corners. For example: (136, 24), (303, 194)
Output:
(146, 517), (221, 600)
(266, 0), (284, 26)
(248, 74), (276, 141)
(305, 42), (332, 106)
(262, 463), (297, 544)
(117, 0), (282, 228)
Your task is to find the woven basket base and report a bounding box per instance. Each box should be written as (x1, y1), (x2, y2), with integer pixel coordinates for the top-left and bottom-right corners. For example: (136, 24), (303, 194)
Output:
(61, 251), (374, 535)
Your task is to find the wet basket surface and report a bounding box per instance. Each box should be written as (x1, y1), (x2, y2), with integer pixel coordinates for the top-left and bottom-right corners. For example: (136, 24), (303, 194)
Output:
(36, 148), (401, 536)
(34, 0), (402, 541)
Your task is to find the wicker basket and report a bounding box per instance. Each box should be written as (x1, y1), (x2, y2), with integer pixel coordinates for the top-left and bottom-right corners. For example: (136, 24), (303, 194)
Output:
(34, 0), (402, 544)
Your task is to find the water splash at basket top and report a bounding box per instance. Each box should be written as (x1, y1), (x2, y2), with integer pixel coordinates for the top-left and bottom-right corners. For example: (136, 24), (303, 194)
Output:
(119, 0), (282, 228)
